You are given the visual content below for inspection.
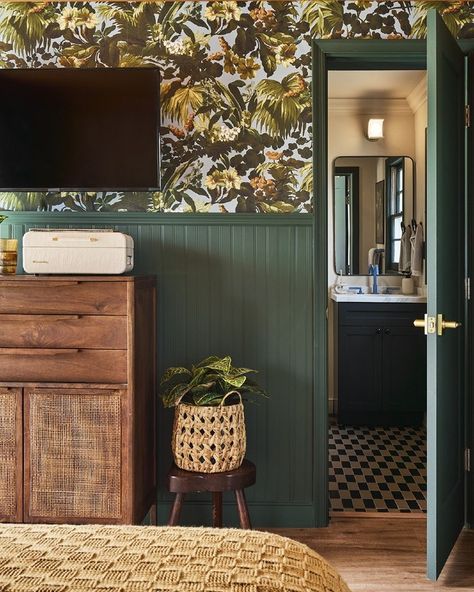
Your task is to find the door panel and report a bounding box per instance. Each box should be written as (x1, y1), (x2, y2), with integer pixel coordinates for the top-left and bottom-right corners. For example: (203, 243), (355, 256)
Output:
(338, 326), (382, 418)
(427, 9), (465, 580)
(24, 387), (125, 523)
(0, 388), (22, 522)
(382, 327), (426, 415)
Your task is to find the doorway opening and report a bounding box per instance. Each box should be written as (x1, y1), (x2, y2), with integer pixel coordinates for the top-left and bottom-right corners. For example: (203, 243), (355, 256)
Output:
(327, 69), (428, 514)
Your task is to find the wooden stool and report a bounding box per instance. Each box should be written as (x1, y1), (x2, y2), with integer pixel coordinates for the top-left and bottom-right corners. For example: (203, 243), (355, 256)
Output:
(167, 459), (256, 529)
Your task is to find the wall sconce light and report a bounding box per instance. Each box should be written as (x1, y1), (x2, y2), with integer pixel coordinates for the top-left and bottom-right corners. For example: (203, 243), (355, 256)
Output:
(367, 118), (384, 141)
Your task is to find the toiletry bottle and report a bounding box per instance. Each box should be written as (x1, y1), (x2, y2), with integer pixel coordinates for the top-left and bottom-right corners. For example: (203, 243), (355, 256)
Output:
(402, 276), (414, 295)
(334, 270), (344, 293)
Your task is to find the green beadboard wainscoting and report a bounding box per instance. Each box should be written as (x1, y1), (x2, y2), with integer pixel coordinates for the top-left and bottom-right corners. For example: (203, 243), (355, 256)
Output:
(0, 212), (315, 527)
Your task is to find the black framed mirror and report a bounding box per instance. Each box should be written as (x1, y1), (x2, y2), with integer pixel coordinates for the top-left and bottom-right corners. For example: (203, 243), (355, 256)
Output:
(333, 155), (416, 276)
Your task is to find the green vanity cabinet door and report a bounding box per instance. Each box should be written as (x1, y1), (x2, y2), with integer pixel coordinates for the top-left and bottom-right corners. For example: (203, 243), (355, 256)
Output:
(426, 9), (466, 581)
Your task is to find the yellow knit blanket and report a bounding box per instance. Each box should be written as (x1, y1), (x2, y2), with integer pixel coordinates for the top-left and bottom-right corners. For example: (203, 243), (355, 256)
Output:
(0, 524), (351, 592)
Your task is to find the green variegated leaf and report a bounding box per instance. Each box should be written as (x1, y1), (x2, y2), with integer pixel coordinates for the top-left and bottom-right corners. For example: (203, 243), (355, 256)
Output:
(160, 354), (267, 407)
(189, 382), (217, 395)
(195, 356), (232, 373)
(160, 366), (192, 386)
(189, 367), (208, 383)
(192, 392), (223, 406)
(229, 367), (257, 377)
(219, 374), (247, 388)
(161, 383), (191, 408)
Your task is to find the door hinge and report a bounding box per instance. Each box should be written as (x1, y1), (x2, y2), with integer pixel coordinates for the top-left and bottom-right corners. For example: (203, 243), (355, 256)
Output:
(466, 277), (471, 300)
(466, 104), (471, 128)
(465, 448), (471, 472)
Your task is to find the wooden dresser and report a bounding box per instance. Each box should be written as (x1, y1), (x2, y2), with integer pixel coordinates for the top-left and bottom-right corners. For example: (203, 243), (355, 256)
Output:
(0, 275), (156, 525)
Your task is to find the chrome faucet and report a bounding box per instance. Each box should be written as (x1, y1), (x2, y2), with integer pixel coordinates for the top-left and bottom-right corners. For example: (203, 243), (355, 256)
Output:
(369, 264), (379, 294)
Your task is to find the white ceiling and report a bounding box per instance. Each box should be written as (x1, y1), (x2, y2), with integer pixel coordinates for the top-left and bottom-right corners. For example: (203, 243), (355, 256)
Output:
(328, 70), (426, 100)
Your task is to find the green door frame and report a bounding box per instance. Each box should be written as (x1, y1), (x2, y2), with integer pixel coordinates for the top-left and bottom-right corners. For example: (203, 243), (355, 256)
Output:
(312, 39), (427, 527)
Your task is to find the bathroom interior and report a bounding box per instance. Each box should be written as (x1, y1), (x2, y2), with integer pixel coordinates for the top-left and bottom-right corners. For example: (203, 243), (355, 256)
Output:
(328, 68), (428, 514)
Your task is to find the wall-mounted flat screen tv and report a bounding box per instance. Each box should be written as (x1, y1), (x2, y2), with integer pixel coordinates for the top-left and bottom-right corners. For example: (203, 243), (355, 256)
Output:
(0, 68), (160, 191)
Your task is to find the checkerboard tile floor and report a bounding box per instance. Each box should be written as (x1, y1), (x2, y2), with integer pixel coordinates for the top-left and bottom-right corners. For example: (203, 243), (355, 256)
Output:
(329, 425), (426, 513)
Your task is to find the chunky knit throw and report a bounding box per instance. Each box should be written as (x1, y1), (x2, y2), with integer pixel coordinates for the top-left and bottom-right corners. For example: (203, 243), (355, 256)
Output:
(0, 524), (351, 592)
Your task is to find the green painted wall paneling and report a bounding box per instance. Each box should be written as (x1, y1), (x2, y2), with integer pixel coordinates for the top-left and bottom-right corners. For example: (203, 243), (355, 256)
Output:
(0, 212), (314, 527)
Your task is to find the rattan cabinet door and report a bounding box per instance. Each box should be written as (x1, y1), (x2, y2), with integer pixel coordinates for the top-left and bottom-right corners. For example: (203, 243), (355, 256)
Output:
(24, 387), (126, 524)
(0, 388), (22, 522)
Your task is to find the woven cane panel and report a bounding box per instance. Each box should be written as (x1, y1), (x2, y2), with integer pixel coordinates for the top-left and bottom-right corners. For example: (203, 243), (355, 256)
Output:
(28, 392), (122, 519)
(172, 403), (246, 473)
(0, 393), (18, 518)
(0, 524), (351, 592)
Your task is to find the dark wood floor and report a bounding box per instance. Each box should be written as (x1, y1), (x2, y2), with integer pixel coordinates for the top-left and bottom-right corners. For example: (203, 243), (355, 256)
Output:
(272, 516), (474, 591)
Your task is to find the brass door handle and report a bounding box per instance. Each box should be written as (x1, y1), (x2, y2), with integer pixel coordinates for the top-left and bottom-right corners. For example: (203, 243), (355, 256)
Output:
(437, 314), (461, 336)
(413, 314), (436, 335)
(413, 314), (461, 335)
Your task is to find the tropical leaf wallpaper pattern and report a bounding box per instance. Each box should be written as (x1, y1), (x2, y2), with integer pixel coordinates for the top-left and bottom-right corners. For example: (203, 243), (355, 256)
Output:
(0, 1), (472, 213)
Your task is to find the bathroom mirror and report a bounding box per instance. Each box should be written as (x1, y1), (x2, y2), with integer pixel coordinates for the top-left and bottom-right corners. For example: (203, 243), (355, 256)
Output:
(334, 155), (416, 276)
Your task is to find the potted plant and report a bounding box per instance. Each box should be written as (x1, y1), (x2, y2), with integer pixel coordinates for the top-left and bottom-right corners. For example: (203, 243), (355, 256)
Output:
(160, 355), (266, 473)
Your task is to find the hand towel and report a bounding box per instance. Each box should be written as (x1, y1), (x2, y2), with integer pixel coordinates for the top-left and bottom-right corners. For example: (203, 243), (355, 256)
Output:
(399, 225), (412, 273)
(410, 223), (424, 277)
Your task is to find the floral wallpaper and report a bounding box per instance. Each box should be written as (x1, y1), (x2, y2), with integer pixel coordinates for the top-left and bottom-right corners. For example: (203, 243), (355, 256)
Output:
(0, 1), (472, 213)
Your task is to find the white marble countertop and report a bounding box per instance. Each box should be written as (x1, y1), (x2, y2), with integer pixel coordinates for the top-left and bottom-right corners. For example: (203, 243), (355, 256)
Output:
(331, 292), (427, 303)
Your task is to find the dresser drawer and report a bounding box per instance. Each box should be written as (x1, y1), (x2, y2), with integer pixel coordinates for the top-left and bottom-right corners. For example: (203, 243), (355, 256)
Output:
(0, 315), (127, 349)
(0, 349), (127, 383)
(0, 281), (126, 315)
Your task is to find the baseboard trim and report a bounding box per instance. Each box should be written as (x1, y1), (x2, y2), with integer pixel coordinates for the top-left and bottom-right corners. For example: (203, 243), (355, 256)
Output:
(330, 511), (426, 520)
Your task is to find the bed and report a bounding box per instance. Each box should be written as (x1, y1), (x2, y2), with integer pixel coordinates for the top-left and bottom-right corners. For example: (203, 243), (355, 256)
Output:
(0, 524), (351, 591)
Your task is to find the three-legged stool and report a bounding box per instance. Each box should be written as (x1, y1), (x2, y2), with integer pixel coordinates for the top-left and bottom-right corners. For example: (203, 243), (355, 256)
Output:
(167, 459), (256, 529)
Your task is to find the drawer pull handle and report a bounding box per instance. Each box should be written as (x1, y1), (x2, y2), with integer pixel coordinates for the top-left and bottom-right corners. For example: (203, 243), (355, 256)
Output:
(0, 348), (80, 356)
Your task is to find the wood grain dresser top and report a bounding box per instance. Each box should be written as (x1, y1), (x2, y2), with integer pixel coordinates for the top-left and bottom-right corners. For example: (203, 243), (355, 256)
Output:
(0, 275), (154, 282)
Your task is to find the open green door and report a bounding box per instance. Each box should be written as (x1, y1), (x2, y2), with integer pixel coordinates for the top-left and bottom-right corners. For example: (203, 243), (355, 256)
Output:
(426, 9), (466, 581)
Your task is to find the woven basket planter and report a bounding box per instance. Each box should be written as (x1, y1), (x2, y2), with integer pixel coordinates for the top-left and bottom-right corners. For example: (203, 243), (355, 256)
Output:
(172, 401), (246, 473)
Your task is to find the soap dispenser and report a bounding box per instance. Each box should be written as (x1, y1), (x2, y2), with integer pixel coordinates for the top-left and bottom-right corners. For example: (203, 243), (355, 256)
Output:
(334, 269), (345, 294)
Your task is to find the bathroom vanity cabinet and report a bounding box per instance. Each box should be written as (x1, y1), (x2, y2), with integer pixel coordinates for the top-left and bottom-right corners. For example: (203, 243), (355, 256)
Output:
(334, 301), (426, 426)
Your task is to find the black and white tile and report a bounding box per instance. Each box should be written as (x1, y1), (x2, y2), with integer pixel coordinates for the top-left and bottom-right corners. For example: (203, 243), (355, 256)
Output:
(329, 425), (426, 513)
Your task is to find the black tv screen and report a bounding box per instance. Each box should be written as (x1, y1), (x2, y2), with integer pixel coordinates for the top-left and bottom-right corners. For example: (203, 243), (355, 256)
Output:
(0, 67), (160, 191)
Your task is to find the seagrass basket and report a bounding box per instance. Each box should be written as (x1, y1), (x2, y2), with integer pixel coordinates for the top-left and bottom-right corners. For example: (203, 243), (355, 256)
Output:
(172, 400), (246, 473)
